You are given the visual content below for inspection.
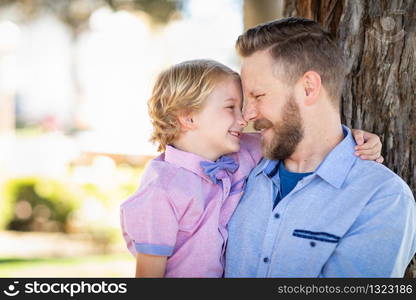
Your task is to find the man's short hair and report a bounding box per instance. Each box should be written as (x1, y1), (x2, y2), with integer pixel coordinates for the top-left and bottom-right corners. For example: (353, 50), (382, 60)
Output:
(236, 17), (346, 104)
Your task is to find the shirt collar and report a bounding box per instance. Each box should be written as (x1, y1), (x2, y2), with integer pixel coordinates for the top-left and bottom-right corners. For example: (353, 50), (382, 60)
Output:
(264, 160), (279, 177)
(164, 145), (214, 183)
(254, 157), (274, 177)
(254, 125), (357, 189)
(315, 125), (358, 188)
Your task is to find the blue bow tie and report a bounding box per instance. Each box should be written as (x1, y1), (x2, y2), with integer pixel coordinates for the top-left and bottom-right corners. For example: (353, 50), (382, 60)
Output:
(200, 156), (239, 184)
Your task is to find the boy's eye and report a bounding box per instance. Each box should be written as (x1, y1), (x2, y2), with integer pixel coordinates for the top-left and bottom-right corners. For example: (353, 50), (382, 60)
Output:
(226, 106), (235, 110)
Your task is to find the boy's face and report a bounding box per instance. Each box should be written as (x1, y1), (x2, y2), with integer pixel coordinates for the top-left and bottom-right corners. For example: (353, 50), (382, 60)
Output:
(192, 76), (247, 160)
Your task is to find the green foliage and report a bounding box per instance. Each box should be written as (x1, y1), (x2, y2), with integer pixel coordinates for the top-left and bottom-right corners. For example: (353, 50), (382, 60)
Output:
(0, 163), (144, 250)
(1, 177), (81, 233)
(0, 182), (14, 230)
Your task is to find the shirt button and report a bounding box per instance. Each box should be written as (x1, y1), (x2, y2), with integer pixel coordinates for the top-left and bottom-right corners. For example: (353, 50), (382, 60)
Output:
(263, 257), (269, 263)
(310, 241), (316, 247)
(274, 213), (280, 219)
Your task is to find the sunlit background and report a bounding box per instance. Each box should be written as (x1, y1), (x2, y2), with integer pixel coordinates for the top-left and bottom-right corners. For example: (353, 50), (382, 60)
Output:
(0, 0), (244, 277)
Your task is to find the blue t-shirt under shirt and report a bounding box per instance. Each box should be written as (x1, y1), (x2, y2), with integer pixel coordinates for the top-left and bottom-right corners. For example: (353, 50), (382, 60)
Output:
(273, 162), (313, 208)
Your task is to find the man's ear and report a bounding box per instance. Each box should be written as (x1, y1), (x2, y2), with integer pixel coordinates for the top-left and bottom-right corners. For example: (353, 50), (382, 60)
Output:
(178, 113), (196, 130)
(302, 71), (321, 106)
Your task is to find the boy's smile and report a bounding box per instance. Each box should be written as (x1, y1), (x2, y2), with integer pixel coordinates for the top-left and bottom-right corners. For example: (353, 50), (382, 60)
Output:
(228, 130), (242, 139)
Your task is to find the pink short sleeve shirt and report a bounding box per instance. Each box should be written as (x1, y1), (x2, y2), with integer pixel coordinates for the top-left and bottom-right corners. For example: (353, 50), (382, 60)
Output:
(120, 133), (261, 277)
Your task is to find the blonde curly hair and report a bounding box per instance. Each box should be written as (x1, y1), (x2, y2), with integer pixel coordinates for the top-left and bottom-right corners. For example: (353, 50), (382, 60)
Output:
(148, 59), (240, 152)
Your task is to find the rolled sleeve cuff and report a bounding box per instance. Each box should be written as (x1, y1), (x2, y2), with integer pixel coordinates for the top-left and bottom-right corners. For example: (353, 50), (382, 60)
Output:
(135, 243), (174, 256)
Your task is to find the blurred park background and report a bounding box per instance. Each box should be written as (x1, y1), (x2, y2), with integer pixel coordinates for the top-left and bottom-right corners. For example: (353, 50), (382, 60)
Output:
(0, 0), (414, 277)
(0, 0), (243, 277)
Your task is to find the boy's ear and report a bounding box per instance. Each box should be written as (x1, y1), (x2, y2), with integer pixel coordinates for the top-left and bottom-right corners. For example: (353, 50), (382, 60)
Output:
(178, 113), (196, 130)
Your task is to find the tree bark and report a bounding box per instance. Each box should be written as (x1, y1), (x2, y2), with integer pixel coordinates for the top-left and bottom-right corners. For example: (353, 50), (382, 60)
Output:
(243, 0), (285, 29)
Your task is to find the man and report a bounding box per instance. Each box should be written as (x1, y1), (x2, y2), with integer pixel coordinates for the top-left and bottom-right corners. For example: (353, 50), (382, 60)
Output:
(225, 17), (416, 277)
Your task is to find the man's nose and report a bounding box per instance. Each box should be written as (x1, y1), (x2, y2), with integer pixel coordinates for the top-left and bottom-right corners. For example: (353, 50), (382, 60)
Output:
(243, 100), (257, 122)
(236, 112), (248, 129)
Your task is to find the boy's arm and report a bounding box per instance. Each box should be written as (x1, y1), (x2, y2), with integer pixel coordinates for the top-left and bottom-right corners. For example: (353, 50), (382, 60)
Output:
(136, 253), (167, 278)
(121, 183), (178, 277)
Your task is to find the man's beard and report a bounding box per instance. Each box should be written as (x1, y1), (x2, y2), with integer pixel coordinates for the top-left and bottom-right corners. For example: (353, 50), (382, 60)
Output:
(254, 95), (304, 161)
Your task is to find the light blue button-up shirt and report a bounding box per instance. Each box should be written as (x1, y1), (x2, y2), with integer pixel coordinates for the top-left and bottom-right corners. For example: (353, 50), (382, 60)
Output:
(225, 125), (416, 277)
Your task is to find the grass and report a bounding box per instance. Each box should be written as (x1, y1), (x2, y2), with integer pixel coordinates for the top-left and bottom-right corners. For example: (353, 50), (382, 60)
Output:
(0, 253), (135, 277)
(15, 127), (44, 137)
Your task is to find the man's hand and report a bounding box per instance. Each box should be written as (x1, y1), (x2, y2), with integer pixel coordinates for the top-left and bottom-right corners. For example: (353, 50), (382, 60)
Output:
(352, 129), (384, 163)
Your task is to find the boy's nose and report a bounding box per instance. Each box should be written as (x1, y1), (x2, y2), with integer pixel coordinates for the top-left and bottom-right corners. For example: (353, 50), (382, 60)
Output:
(237, 115), (248, 129)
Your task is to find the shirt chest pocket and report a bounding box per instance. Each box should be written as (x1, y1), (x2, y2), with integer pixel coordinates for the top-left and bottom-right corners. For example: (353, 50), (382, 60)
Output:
(274, 229), (341, 277)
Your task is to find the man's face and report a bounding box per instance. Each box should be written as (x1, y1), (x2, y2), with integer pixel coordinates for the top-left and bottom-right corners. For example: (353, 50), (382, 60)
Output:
(241, 49), (304, 160)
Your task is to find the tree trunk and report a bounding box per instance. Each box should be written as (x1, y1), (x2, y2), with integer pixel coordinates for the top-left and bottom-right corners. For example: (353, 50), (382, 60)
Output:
(244, 0), (416, 277)
(243, 0), (285, 29)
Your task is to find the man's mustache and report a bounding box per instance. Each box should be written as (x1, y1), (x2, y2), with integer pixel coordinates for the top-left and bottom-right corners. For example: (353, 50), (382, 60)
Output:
(253, 118), (274, 131)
